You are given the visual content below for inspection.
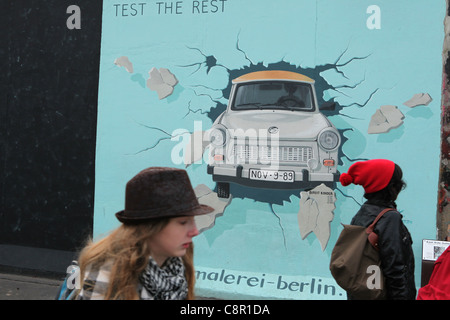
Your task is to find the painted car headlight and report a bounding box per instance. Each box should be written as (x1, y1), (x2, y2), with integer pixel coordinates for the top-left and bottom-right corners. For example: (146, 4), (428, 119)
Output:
(318, 129), (340, 151)
(209, 126), (227, 147)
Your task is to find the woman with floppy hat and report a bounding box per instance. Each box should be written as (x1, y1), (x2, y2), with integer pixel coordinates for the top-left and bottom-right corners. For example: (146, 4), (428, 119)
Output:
(339, 159), (416, 300)
(76, 167), (214, 300)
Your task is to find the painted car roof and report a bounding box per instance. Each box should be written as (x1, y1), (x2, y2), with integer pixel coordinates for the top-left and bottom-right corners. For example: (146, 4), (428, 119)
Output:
(232, 70), (314, 84)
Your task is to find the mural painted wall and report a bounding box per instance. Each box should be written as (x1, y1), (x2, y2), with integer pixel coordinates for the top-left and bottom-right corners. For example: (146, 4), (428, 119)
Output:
(94, 0), (445, 299)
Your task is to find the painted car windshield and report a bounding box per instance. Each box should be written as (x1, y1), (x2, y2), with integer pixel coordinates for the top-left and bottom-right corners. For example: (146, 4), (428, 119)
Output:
(232, 81), (315, 111)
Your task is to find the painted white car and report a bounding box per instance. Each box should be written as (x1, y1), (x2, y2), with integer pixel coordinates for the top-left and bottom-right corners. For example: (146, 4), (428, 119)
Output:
(207, 70), (341, 198)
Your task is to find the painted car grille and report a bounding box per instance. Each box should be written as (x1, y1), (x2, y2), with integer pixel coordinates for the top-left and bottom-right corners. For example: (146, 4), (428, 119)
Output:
(232, 145), (312, 163)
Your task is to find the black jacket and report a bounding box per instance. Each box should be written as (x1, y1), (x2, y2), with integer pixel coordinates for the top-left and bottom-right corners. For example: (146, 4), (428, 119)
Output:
(350, 201), (416, 300)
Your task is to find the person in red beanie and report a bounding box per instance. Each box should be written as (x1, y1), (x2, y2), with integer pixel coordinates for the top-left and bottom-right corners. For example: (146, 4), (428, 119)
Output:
(340, 159), (416, 299)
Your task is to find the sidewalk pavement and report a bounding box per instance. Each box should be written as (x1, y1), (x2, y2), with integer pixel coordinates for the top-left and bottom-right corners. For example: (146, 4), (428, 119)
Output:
(0, 272), (219, 300)
(0, 272), (62, 300)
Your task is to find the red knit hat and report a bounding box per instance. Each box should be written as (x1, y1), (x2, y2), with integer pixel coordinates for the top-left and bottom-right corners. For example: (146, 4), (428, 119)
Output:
(339, 159), (395, 194)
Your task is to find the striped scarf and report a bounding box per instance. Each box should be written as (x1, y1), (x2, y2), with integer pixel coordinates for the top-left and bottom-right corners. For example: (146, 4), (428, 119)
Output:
(139, 256), (188, 300)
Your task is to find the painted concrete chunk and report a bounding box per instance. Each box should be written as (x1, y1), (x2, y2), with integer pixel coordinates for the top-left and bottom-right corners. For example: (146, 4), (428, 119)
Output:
(403, 93), (432, 107)
(114, 56), (134, 73)
(368, 105), (404, 134)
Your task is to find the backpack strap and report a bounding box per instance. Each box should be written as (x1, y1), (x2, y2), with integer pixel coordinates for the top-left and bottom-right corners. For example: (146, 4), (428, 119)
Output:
(366, 208), (395, 250)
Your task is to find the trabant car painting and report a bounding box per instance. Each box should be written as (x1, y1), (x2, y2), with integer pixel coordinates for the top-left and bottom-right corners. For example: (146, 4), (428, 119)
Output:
(207, 70), (341, 198)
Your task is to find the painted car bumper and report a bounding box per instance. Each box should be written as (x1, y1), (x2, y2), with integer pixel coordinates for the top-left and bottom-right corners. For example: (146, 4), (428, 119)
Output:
(207, 164), (340, 189)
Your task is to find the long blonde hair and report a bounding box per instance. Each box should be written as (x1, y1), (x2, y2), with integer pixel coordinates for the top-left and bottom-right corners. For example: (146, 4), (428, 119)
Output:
(78, 218), (196, 300)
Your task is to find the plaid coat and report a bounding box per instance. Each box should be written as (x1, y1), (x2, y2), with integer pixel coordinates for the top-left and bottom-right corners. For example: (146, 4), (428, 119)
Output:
(77, 261), (113, 300)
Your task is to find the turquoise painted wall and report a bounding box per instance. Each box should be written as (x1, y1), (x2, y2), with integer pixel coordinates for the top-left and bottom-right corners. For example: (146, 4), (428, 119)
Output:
(94, 0), (445, 299)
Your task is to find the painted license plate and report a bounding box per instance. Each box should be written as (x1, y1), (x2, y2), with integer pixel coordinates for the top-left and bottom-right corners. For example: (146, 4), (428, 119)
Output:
(249, 169), (294, 182)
